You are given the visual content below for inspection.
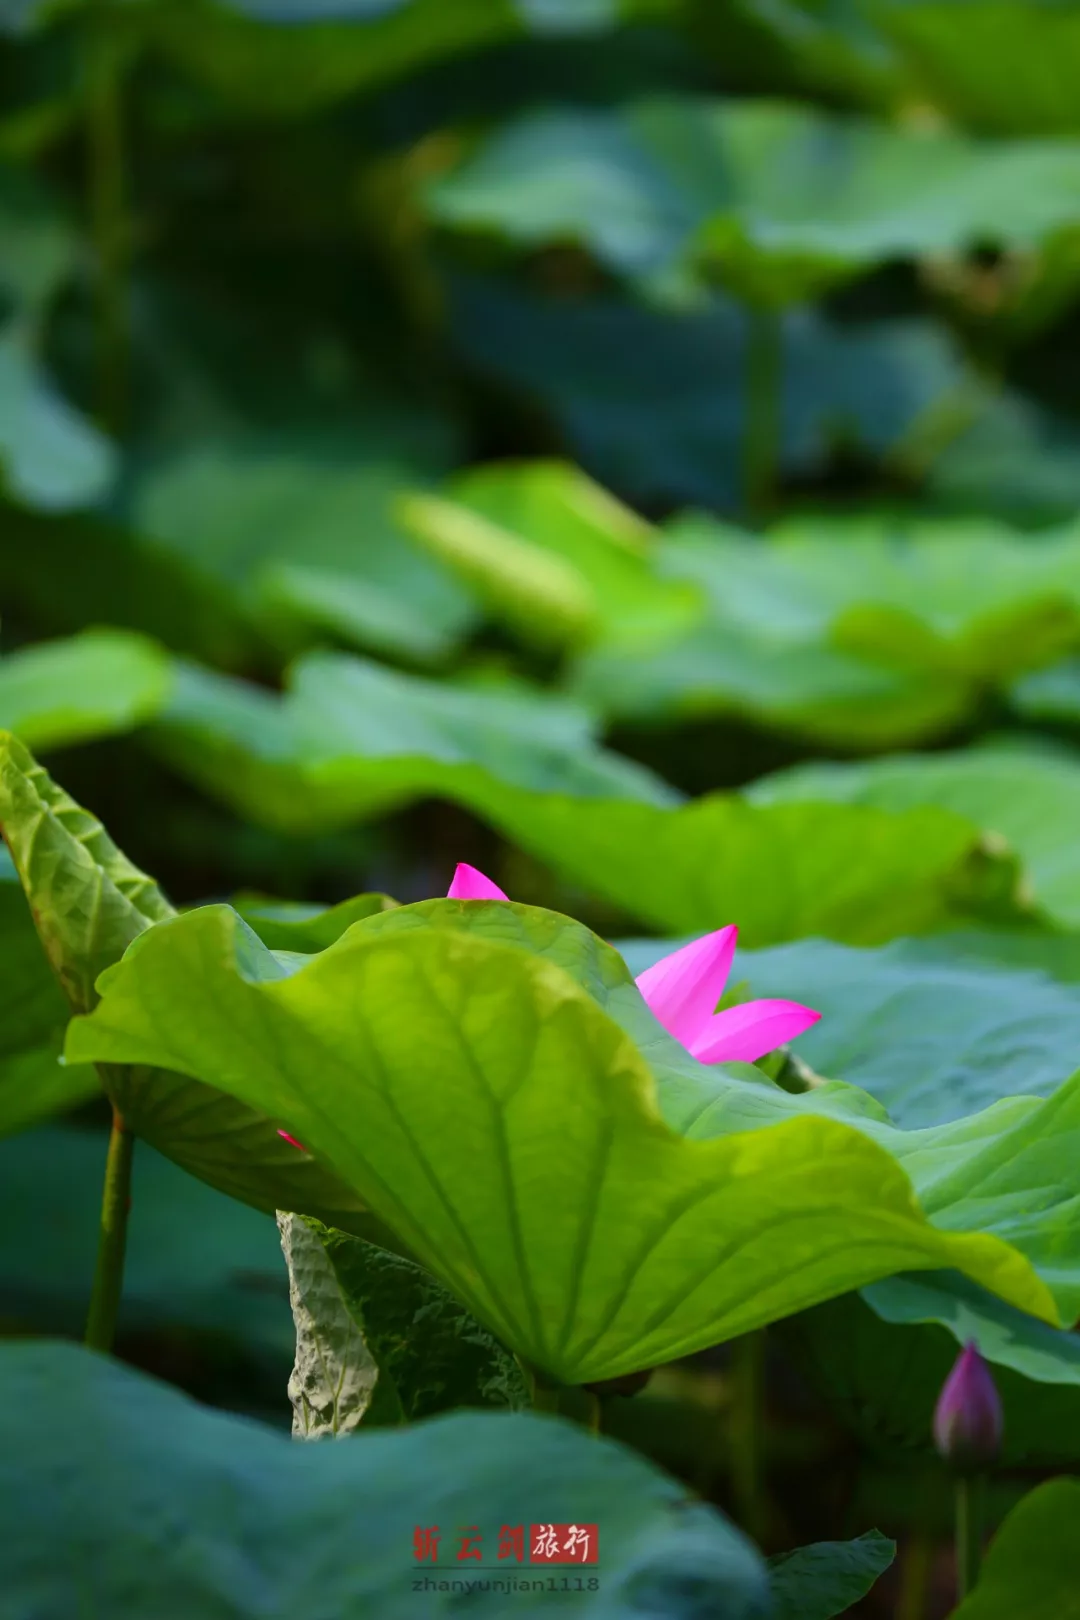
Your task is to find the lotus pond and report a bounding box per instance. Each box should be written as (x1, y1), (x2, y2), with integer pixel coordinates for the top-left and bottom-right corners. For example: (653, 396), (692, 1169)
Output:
(6, 2), (1080, 1617)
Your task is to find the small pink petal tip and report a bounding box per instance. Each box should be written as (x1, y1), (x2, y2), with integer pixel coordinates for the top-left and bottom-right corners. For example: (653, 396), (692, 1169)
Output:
(635, 926), (738, 1048)
(689, 999), (821, 1065)
(446, 863), (510, 902)
(278, 1128), (307, 1152)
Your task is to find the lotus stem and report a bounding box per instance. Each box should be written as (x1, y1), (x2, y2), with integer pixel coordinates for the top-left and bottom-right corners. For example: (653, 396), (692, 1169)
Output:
(85, 2), (128, 434)
(955, 1472), (985, 1601)
(84, 1107), (134, 1352)
(530, 1374), (562, 1416)
(584, 1391), (602, 1436)
(897, 1533), (932, 1620)
(730, 1328), (768, 1542)
(742, 307), (782, 523)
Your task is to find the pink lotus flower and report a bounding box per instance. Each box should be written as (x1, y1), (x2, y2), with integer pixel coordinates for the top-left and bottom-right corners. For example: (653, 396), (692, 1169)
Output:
(278, 862), (819, 1151)
(448, 863), (819, 1065)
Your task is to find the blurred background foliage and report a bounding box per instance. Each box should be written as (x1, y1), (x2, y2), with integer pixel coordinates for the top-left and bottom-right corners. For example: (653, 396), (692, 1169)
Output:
(8, 1), (1080, 1613)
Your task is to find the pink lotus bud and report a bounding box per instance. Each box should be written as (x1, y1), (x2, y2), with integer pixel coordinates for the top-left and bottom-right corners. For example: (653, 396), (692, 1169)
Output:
(933, 1342), (1003, 1470)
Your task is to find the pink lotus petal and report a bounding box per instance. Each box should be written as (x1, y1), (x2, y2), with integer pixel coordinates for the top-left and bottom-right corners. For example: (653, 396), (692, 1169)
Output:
(278, 1128), (307, 1152)
(689, 999), (821, 1065)
(446, 863), (509, 902)
(635, 926), (738, 1048)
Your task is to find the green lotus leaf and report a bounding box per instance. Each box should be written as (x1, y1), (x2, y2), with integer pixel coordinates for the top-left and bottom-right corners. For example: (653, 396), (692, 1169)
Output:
(768, 1530), (895, 1620)
(0, 1338), (773, 1620)
(749, 743), (1080, 929)
(67, 901), (1062, 1384)
(478, 793), (1025, 943)
(573, 618), (968, 749)
(399, 460), (701, 652)
(429, 97), (1080, 307)
(950, 1478), (1080, 1620)
(573, 508), (1080, 742)
(131, 440), (478, 667)
(146, 649), (678, 835)
(0, 630), (172, 752)
(143, 664), (1026, 942)
(0, 731), (396, 1246)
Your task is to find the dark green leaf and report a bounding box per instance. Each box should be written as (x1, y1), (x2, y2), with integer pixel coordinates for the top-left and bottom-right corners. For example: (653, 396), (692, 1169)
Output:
(430, 98), (1080, 305)
(281, 1213), (528, 1432)
(0, 1338), (774, 1618)
(0, 1125), (293, 1362)
(950, 1479), (1080, 1618)
(768, 1530), (895, 1620)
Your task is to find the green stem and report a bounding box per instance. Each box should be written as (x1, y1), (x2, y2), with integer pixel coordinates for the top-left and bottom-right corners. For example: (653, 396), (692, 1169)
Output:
(730, 1329), (767, 1544)
(956, 1473), (985, 1602)
(897, 1529), (932, 1620)
(584, 1391), (602, 1436)
(530, 1377), (561, 1416)
(85, 3), (128, 434)
(84, 1108), (134, 1353)
(742, 306), (782, 524)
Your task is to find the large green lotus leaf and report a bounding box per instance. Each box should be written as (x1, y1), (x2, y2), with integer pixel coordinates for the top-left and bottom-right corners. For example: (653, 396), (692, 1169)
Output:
(768, 1531), (895, 1620)
(869, 0), (1080, 136)
(0, 731), (399, 1245)
(897, 928), (1080, 985)
(950, 1478), (1080, 1620)
(749, 744), (1080, 930)
(665, 1035), (1080, 1325)
(147, 668), (1026, 943)
(0, 630), (172, 751)
(576, 509), (1080, 736)
(0, 1339), (774, 1620)
(0, 846), (98, 1137)
(573, 619), (968, 748)
(399, 460), (702, 652)
(429, 98), (1080, 306)
(131, 442), (477, 667)
(146, 649), (678, 835)
(67, 903), (1062, 1383)
(785, 1274), (1080, 1467)
(448, 270), (971, 511)
(479, 792), (1025, 944)
(0, 1125), (293, 1362)
(620, 934), (1080, 1128)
